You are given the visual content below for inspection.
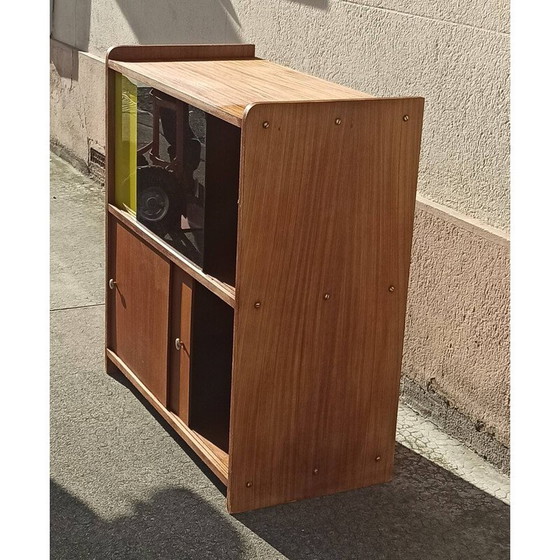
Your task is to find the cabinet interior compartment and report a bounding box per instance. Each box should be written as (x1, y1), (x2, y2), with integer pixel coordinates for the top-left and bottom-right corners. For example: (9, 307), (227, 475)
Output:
(201, 114), (240, 287)
(189, 282), (234, 453)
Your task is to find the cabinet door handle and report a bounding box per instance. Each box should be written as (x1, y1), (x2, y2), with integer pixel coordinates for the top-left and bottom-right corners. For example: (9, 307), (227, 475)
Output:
(175, 338), (182, 351)
(109, 278), (117, 290)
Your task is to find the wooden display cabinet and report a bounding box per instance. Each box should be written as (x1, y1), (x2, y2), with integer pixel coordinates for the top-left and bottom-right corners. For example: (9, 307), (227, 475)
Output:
(105, 44), (424, 513)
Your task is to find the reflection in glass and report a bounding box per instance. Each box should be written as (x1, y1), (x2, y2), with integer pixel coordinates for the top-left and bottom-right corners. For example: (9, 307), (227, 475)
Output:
(115, 77), (240, 284)
(114, 75), (137, 213)
(134, 84), (206, 266)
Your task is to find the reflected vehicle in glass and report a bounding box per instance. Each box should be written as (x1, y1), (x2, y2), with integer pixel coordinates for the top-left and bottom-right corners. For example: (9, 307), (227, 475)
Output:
(115, 76), (240, 285)
(136, 86), (207, 266)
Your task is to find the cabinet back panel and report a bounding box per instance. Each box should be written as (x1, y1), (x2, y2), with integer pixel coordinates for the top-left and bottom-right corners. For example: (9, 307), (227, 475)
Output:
(202, 115), (240, 286)
(228, 98), (424, 512)
(189, 283), (234, 453)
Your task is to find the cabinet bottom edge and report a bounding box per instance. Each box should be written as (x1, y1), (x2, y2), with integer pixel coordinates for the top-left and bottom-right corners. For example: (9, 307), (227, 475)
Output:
(105, 348), (229, 486)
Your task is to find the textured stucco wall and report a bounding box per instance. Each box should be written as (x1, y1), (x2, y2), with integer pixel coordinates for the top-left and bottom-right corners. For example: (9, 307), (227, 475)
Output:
(403, 197), (509, 468)
(52, 0), (510, 230)
(50, 0), (510, 468)
(50, 40), (105, 169)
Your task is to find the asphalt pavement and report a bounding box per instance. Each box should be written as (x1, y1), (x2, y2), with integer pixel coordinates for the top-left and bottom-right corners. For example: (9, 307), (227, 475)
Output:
(50, 153), (509, 559)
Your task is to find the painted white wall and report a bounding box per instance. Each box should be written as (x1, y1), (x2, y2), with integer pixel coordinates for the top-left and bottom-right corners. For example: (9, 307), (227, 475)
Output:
(51, 0), (509, 230)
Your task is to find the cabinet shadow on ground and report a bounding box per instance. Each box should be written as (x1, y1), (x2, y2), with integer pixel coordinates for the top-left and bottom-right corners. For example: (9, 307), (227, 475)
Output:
(236, 445), (510, 560)
(53, 371), (509, 559)
(108, 368), (229, 495)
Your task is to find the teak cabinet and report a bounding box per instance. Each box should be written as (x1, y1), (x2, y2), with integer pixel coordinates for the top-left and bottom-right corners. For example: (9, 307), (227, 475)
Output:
(105, 43), (424, 513)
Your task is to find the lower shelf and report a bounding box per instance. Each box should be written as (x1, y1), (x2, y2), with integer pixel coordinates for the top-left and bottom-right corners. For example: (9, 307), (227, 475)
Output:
(106, 348), (229, 484)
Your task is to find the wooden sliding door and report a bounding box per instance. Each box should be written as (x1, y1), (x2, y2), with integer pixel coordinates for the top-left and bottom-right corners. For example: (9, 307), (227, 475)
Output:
(108, 218), (171, 405)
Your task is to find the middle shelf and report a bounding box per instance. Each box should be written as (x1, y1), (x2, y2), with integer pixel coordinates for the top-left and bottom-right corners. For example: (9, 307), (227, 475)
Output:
(108, 204), (235, 307)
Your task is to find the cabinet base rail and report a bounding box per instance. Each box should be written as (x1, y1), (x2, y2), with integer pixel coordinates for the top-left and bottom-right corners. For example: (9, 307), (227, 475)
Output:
(106, 348), (229, 484)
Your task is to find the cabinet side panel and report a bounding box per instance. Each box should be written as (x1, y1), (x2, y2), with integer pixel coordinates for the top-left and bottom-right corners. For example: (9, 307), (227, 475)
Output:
(228, 99), (424, 512)
(105, 68), (116, 359)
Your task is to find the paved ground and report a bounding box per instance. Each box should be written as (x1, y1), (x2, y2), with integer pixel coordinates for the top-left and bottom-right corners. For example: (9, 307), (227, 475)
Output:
(397, 407), (509, 504)
(50, 154), (510, 559)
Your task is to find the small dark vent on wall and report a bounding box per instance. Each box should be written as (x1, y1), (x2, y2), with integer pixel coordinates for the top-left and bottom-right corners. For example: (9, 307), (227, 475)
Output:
(88, 147), (105, 184)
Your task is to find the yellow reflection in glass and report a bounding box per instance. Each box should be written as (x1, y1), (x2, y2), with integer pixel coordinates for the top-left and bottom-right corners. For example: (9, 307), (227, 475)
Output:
(115, 74), (137, 214)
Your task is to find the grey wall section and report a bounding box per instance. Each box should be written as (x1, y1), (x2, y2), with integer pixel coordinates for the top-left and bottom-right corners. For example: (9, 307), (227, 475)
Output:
(403, 197), (509, 470)
(50, 41), (105, 172)
(50, 0), (510, 470)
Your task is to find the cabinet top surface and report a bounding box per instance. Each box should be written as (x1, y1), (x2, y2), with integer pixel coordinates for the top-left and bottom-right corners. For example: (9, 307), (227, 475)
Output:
(108, 57), (372, 126)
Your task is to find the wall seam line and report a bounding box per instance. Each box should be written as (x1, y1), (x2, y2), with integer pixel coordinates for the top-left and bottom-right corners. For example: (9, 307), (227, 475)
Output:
(415, 195), (510, 247)
(339, 0), (510, 37)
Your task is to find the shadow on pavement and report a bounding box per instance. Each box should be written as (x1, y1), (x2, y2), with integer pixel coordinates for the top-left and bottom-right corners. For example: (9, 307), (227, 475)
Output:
(237, 444), (510, 560)
(95, 370), (510, 559)
(108, 368), (228, 497)
(50, 481), (245, 559)
(51, 442), (509, 559)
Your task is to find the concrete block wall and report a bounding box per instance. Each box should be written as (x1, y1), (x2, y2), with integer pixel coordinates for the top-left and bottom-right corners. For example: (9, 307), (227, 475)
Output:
(50, 41), (105, 172)
(50, 0), (510, 469)
(404, 197), (509, 469)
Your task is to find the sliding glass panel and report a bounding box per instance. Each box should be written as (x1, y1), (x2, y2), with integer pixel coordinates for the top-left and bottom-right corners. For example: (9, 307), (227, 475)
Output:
(136, 84), (206, 266)
(114, 75), (240, 284)
(114, 75), (137, 213)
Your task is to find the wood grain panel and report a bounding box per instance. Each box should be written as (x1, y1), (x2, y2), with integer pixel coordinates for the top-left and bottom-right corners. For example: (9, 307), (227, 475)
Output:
(105, 67), (117, 368)
(108, 58), (372, 127)
(228, 99), (424, 512)
(168, 268), (194, 423)
(109, 218), (171, 405)
(107, 43), (255, 64)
